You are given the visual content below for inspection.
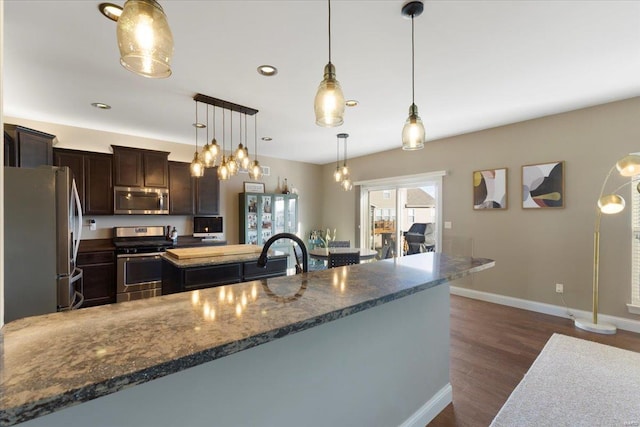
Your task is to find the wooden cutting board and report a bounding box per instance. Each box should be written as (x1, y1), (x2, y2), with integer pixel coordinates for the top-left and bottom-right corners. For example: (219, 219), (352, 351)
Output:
(165, 244), (263, 260)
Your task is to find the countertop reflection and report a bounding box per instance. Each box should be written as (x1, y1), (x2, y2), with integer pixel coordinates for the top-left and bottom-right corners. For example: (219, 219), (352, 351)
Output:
(0, 252), (494, 426)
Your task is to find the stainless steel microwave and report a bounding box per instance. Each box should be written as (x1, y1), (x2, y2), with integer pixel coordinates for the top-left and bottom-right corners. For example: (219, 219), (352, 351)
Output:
(114, 186), (169, 215)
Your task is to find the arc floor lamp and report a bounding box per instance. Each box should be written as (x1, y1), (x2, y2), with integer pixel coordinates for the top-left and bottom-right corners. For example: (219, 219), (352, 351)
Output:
(575, 154), (640, 334)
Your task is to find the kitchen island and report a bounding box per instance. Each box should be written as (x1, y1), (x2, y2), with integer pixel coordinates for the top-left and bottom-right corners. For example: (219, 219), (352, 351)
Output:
(161, 245), (289, 294)
(0, 253), (494, 427)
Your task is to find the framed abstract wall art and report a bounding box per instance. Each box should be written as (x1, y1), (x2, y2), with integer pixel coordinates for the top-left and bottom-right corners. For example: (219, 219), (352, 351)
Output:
(473, 168), (508, 210)
(521, 161), (565, 208)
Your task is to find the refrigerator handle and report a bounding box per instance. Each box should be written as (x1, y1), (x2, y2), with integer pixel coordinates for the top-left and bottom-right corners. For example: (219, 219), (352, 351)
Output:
(70, 267), (84, 309)
(71, 179), (83, 263)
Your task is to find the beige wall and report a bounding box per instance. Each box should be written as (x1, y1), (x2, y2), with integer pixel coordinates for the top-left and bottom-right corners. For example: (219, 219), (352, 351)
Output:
(322, 97), (640, 320)
(4, 117), (324, 244)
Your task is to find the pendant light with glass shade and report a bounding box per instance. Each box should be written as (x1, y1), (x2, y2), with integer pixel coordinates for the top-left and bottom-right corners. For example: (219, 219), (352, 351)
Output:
(227, 111), (239, 176)
(200, 105), (217, 168)
(116, 0), (174, 78)
(235, 113), (250, 169)
(217, 108), (230, 181)
(239, 113), (252, 170)
(314, 0), (345, 127)
(249, 114), (263, 180)
(190, 102), (205, 178)
(401, 1), (426, 150)
(338, 133), (352, 191)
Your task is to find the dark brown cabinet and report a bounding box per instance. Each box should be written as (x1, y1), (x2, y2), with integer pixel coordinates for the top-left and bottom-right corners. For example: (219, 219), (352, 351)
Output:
(195, 167), (220, 215)
(4, 124), (55, 168)
(162, 255), (287, 295)
(112, 145), (169, 188)
(77, 251), (116, 307)
(168, 161), (194, 215)
(54, 148), (113, 215)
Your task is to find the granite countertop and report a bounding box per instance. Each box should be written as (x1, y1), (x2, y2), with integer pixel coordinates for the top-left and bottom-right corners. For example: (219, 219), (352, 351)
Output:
(0, 253), (494, 426)
(162, 249), (287, 268)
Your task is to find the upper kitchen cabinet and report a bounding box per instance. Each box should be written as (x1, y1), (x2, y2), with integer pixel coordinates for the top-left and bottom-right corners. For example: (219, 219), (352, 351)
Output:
(112, 145), (169, 188)
(4, 124), (55, 168)
(195, 167), (220, 215)
(54, 148), (113, 215)
(168, 161), (194, 215)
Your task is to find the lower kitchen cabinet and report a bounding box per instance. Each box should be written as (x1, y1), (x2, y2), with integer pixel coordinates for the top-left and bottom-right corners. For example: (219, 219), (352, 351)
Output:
(162, 255), (288, 295)
(77, 251), (116, 307)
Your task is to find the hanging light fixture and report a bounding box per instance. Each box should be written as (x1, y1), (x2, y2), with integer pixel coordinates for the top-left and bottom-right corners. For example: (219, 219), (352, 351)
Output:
(218, 108), (230, 181)
(200, 105), (215, 167)
(227, 111), (239, 176)
(209, 106), (221, 166)
(240, 113), (251, 170)
(116, 0), (174, 78)
(190, 102), (205, 178)
(314, 0), (345, 127)
(401, 1), (425, 150)
(235, 112), (249, 168)
(333, 134), (342, 183)
(338, 133), (352, 191)
(248, 114), (263, 180)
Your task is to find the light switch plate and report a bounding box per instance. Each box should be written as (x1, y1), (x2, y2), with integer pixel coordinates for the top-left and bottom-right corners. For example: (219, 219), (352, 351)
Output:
(444, 221), (452, 229)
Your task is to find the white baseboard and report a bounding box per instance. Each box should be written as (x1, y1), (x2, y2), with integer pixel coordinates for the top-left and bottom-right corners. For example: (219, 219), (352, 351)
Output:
(450, 286), (640, 334)
(399, 383), (452, 427)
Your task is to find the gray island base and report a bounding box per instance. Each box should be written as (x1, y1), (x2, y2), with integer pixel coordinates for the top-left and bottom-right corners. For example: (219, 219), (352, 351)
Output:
(0, 253), (494, 427)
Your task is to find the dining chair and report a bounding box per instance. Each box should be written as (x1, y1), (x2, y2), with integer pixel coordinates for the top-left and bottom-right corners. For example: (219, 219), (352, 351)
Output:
(328, 240), (350, 248)
(328, 251), (360, 268)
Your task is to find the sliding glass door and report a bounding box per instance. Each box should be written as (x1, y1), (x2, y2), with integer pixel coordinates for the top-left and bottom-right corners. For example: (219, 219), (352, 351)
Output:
(358, 172), (444, 259)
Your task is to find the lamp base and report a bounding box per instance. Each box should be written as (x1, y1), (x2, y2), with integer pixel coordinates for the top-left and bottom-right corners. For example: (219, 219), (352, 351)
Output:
(574, 318), (617, 334)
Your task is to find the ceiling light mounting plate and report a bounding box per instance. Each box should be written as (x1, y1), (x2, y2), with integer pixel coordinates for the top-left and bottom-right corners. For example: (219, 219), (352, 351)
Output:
(401, 1), (424, 18)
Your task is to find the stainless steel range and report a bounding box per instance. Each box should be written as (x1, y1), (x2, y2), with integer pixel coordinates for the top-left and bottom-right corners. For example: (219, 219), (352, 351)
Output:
(113, 226), (174, 302)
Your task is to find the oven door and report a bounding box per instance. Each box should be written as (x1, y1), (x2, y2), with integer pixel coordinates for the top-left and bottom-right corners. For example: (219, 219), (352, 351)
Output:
(116, 252), (163, 301)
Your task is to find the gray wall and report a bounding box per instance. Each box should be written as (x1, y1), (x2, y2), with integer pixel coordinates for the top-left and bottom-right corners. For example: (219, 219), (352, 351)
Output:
(321, 97), (640, 320)
(3, 117), (325, 244)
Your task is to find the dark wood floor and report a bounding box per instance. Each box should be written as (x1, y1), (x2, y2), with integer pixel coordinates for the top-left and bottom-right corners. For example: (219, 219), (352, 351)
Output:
(428, 295), (640, 427)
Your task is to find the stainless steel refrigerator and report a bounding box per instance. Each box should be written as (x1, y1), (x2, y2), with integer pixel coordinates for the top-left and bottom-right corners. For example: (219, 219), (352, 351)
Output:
(4, 166), (84, 322)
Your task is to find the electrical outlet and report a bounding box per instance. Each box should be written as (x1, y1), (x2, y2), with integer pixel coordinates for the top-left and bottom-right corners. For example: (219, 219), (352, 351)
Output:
(555, 283), (564, 294)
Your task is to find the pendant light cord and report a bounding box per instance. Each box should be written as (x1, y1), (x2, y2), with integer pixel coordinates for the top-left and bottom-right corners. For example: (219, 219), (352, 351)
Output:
(328, 0), (332, 63)
(195, 101), (199, 150)
(336, 136), (340, 168)
(254, 114), (258, 161)
(206, 104), (209, 143)
(222, 108), (225, 154)
(343, 135), (347, 167)
(411, 14), (415, 105)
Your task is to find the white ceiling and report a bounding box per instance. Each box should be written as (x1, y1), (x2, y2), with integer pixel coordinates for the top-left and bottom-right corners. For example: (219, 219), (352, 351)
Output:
(4, 1), (640, 165)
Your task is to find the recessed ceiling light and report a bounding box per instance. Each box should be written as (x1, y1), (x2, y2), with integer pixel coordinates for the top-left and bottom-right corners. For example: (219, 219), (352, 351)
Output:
(192, 123), (206, 128)
(257, 65), (278, 77)
(345, 100), (359, 107)
(261, 137), (272, 142)
(91, 102), (111, 110)
(98, 3), (123, 22)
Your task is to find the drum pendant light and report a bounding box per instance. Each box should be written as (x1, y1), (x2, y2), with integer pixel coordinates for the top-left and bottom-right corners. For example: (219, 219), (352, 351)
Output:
(314, 0), (345, 127)
(248, 114), (263, 180)
(190, 102), (205, 178)
(117, 0), (174, 78)
(401, 1), (425, 150)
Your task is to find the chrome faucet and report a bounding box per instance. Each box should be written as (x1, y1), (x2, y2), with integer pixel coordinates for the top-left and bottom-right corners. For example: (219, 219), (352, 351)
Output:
(257, 233), (308, 273)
